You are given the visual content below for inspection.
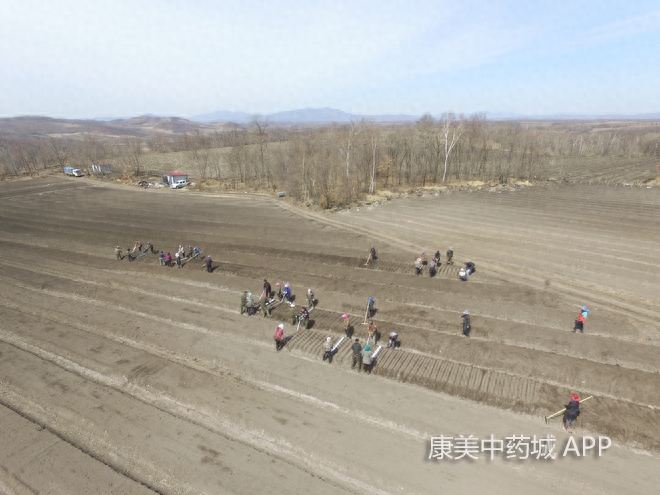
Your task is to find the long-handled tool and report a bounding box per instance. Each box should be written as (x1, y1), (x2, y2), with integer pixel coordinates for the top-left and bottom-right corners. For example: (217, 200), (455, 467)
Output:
(545, 395), (593, 424)
(361, 303), (370, 325)
(364, 253), (372, 266)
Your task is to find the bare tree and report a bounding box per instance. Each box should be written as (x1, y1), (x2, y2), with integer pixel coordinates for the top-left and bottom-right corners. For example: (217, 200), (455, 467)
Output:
(123, 136), (145, 176)
(251, 114), (271, 188)
(441, 112), (464, 182)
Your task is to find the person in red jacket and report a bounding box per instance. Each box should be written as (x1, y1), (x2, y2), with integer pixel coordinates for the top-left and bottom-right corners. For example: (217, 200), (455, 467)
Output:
(274, 323), (285, 351)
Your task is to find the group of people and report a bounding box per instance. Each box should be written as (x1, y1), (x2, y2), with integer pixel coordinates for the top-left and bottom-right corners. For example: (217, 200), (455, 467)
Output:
(458, 261), (476, 281)
(415, 247), (454, 275)
(241, 280), (316, 324)
(115, 240), (154, 262)
(115, 242), (212, 271)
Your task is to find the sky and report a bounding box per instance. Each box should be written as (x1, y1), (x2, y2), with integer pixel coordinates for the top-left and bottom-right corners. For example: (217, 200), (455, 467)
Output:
(1, 0), (659, 119)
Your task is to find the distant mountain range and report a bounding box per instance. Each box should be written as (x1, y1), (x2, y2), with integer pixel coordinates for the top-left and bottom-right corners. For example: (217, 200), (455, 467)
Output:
(189, 107), (660, 124)
(190, 107), (420, 124)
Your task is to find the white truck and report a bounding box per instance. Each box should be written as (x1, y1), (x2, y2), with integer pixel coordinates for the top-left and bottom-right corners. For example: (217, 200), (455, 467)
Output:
(63, 166), (83, 177)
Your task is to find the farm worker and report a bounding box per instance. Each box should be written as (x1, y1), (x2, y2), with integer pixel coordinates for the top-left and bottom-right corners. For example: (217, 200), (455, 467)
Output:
(263, 279), (272, 299)
(205, 255), (212, 273)
(115, 246), (122, 260)
(298, 307), (309, 329)
(465, 261), (476, 275)
(290, 303), (297, 325)
(306, 288), (315, 308)
(147, 241), (154, 254)
(414, 258), (423, 275)
(193, 246), (201, 258)
(362, 344), (373, 374)
(175, 251), (181, 267)
(368, 297), (375, 317)
(159, 251), (165, 265)
(322, 336), (333, 362)
(573, 306), (588, 333)
(434, 250), (441, 263)
(165, 252), (172, 267)
(283, 283), (292, 302)
(245, 292), (255, 316)
(370, 246), (377, 260)
(367, 320), (377, 346)
(387, 331), (398, 348)
(274, 324), (285, 351)
(260, 295), (270, 318)
(275, 282), (283, 301)
(420, 250), (427, 264)
(187, 246), (193, 257)
(351, 338), (362, 371)
(461, 310), (471, 337)
(458, 267), (468, 281)
(126, 247), (134, 262)
(343, 313), (351, 338)
(240, 291), (247, 315)
(446, 247), (454, 265)
(563, 394), (581, 430)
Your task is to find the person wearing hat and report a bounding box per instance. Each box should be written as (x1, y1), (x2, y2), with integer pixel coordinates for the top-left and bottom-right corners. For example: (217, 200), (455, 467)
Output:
(420, 250), (428, 265)
(290, 303), (297, 325)
(322, 336), (333, 363)
(362, 344), (373, 374)
(351, 338), (362, 371)
(461, 310), (471, 337)
(343, 314), (351, 338)
(240, 291), (248, 315)
(283, 283), (292, 303)
(115, 246), (122, 260)
(246, 292), (255, 315)
(275, 282), (283, 301)
(563, 393), (581, 430)
(274, 323), (285, 351)
(458, 267), (468, 281)
(573, 306), (589, 333)
(367, 297), (375, 318)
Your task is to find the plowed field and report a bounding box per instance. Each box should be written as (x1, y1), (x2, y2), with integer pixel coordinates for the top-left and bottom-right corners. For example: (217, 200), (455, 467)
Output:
(0, 176), (658, 494)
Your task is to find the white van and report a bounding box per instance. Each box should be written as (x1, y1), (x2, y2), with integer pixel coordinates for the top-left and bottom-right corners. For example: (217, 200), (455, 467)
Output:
(170, 179), (190, 189)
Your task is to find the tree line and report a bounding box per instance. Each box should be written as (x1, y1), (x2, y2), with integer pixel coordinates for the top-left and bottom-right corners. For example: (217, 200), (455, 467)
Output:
(2, 115), (659, 208)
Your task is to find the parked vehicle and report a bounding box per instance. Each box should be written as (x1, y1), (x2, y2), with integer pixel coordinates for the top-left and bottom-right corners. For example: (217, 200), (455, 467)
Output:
(63, 166), (83, 177)
(170, 179), (190, 189)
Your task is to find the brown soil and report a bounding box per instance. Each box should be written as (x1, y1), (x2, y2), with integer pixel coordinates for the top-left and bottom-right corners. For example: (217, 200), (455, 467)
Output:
(0, 176), (658, 494)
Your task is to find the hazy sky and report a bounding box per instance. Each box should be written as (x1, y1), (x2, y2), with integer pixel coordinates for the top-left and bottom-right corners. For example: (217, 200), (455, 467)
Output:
(1, 0), (659, 118)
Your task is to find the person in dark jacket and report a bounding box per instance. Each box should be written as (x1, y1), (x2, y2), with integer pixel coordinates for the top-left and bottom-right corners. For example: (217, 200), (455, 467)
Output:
(465, 261), (476, 275)
(446, 247), (454, 265)
(461, 310), (471, 337)
(351, 338), (362, 371)
(205, 255), (212, 273)
(563, 393), (581, 430)
(263, 279), (272, 299)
